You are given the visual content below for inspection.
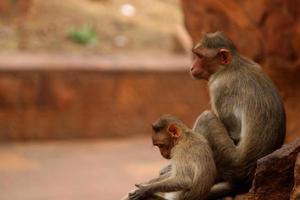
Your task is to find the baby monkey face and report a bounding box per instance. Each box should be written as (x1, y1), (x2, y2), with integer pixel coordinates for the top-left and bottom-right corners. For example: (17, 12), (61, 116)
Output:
(152, 122), (181, 159)
(151, 115), (182, 159)
(152, 131), (173, 159)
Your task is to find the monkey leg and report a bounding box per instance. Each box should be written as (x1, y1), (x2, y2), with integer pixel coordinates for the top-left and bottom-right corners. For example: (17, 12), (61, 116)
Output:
(193, 111), (238, 170)
(193, 111), (251, 197)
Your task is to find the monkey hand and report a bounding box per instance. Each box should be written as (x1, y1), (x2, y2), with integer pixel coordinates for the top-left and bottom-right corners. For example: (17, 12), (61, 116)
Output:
(129, 186), (150, 200)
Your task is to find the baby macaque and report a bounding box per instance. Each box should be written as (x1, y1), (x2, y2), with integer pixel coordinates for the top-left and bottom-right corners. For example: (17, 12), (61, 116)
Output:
(122, 115), (216, 200)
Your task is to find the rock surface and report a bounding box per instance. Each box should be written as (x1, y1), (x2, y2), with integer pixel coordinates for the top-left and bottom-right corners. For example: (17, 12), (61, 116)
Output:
(181, 0), (300, 142)
(290, 153), (300, 200)
(247, 138), (300, 200)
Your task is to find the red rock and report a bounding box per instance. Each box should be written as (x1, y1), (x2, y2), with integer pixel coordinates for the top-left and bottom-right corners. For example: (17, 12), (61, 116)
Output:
(246, 138), (300, 200)
(290, 153), (300, 200)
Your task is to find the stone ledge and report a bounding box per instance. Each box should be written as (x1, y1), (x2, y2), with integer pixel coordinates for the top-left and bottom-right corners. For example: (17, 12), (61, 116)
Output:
(0, 53), (191, 71)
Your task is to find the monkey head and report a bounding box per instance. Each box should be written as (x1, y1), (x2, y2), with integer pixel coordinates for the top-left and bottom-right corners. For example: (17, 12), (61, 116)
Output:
(190, 32), (237, 80)
(151, 115), (183, 159)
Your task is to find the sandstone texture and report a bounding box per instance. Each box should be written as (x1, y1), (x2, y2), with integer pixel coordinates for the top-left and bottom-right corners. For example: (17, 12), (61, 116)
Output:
(181, 0), (300, 142)
(247, 138), (300, 200)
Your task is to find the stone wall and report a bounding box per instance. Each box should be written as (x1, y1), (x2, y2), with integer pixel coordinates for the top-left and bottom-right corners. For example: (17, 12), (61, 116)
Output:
(181, 0), (300, 142)
(0, 54), (209, 140)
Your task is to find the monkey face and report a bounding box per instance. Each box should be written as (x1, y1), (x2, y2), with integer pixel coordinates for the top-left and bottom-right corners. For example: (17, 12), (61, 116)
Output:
(190, 44), (232, 80)
(190, 54), (210, 80)
(190, 48), (218, 80)
(157, 144), (172, 159)
(152, 127), (181, 159)
(152, 132), (173, 159)
(151, 116), (182, 159)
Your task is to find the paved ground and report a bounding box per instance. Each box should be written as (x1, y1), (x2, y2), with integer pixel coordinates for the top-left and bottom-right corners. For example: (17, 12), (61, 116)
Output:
(0, 138), (167, 200)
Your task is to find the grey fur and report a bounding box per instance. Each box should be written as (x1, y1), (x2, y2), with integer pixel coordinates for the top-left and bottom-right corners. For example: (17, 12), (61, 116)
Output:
(192, 32), (286, 199)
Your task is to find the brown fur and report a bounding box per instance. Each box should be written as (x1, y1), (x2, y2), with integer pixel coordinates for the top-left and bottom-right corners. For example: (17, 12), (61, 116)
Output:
(124, 115), (216, 200)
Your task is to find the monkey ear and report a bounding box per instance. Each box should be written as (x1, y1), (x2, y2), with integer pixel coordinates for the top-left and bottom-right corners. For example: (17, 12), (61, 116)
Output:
(219, 48), (232, 65)
(167, 124), (181, 138)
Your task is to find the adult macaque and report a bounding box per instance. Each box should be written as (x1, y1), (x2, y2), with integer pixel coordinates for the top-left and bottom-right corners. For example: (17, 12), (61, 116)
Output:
(190, 32), (286, 198)
(122, 115), (216, 200)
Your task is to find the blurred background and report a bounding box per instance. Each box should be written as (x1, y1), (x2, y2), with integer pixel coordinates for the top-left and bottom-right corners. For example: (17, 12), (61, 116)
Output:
(0, 0), (299, 199)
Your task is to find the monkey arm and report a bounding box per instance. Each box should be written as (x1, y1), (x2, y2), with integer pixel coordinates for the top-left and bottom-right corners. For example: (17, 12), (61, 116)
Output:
(136, 171), (171, 187)
(145, 176), (192, 193)
(159, 165), (172, 176)
(129, 177), (191, 200)
(147, 177), (192, 193)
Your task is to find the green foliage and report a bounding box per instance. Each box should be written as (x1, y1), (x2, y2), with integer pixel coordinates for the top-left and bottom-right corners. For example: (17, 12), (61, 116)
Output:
(67, 25), (98, 45)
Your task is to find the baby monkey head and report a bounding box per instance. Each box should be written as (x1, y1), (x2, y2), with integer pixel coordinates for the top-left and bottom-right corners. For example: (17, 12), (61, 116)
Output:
(151, 115), (186, 159)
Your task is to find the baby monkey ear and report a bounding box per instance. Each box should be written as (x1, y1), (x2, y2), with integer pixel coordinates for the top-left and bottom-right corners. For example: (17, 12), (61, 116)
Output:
(168, 124), (181, 138)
